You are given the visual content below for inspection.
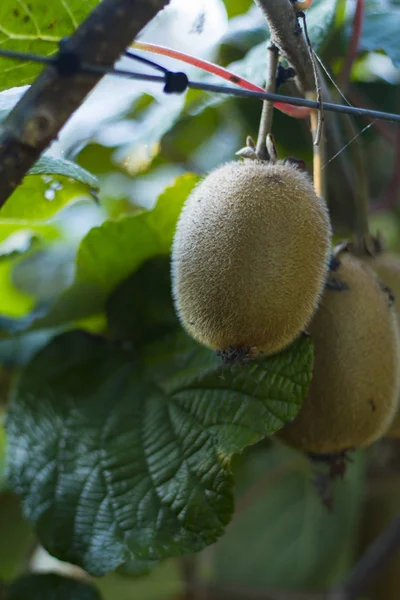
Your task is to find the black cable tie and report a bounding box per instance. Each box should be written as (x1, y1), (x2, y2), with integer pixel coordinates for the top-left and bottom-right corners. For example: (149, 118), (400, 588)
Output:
(163, 71), (188, 94)
(53, 37), (82, 76)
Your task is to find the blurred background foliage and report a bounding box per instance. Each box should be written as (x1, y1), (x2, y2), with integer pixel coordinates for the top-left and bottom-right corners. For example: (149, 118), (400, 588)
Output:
(0, 0), (400, 597)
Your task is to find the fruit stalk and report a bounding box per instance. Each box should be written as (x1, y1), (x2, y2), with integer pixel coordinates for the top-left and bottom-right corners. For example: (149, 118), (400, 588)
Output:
(309, 98), (325, 199)
(256, 44), (279, 160)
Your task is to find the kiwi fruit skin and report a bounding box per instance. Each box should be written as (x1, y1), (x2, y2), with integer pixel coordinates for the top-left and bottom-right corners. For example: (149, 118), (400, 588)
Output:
(278, 252), (400, 454)
(366, 252), (400, 438)
(171, 159), (332, 355)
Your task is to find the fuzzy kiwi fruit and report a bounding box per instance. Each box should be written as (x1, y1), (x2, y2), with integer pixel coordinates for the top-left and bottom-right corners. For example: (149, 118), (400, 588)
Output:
(278, 251), (400, 454)
(366, 251), (400, 438)
(171, 159), (332, 356)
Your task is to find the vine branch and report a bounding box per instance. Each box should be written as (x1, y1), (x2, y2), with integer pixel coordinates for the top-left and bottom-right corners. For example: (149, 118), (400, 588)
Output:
(252, 0), (315, 94)
(0, 0), (169, 206)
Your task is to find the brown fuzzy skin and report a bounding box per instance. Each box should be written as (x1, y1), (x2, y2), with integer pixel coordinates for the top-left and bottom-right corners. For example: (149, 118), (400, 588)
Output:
(366, 253), (400, 438)
(171, 159), (332, 355)
(278, 252), (400, 454)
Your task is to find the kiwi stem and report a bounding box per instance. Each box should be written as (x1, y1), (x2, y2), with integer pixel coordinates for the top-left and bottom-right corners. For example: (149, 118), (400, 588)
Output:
(309, 101), (326, 200)
(256, 44), (279, 160)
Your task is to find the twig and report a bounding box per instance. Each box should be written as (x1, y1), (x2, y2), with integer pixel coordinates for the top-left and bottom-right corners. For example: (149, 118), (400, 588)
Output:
(310, 109), (325, 198)
(299, 12), (323, 145)
(339, 0), (365, 91)
(0, 0), (168, 207)
(256, 44), (279, 159)
(252, 0), (315, 94)
(334, 513), (400, 599)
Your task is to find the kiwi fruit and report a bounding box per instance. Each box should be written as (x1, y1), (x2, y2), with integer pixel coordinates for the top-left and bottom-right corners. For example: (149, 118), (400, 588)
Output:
(365, 251), (400, 438)
(171, 158), (332, 356)
(278, 251), (400, 454)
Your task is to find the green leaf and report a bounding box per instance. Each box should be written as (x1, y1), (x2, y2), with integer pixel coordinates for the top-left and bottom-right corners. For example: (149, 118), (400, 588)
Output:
(224, 0), (252, 19)
(6, 328), (312, 575)
(8, 573), (103, 600)
(75, 173), (198, 293)
(0, 260), (36, 320)
(206, 444), (366, 590)
(0, 491), (34, 581)
(117, 558), (159, 578)
(0, 221), (60, 255)
(97, 560), (182, 600)
(29, 156), (99, 191)
(0, 0), (100, 92)
(28, 173), (200, 329)
(106, 256), (179, 343)
(1, 173), (95, 220)
(359, 9), (400, 68)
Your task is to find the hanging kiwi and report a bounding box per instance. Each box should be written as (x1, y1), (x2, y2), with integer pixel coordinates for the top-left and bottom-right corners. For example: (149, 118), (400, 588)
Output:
(277, 249), (400, 454)
(171, 157), (332, 357)
(365, 249), (400, 438)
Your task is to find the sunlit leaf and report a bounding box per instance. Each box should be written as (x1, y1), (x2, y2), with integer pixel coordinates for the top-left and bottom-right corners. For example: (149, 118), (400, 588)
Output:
(26, 173), (199, 330)
(0, 0), (100, 91)
(29, 156), (99, 190)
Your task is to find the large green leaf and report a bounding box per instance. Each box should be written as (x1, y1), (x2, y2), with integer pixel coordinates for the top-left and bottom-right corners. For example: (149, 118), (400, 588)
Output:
(106, 256), (179, 343)
(96, 560), (182, 600)
(7, 573), (103, 600)
(0, 221), (60, 255)
(0, 0), (100, 91)
(1, 173), (96, 220)
(0, 491), (34, 582)
(6, 326), (312, 575)
(29, 156), (99, 191)
(359, 8), (400, 68)
(24, 173), (199, 329)
(206, 444), (365, 590)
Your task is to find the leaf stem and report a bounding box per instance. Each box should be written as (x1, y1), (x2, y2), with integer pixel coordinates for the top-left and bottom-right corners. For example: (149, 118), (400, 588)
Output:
(310, 105), (325, 199)
(256, 44), (279, 160)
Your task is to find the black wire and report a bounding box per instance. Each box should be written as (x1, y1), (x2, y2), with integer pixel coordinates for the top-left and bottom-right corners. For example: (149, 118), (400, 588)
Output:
(124, 49), (169, 73)
(1, 47), (400, 124)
